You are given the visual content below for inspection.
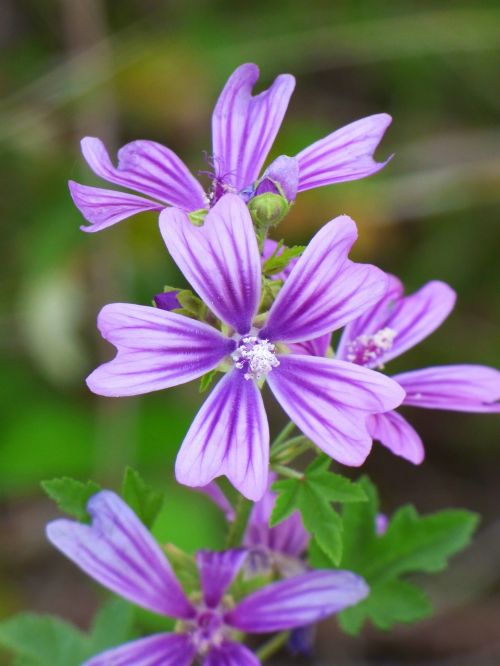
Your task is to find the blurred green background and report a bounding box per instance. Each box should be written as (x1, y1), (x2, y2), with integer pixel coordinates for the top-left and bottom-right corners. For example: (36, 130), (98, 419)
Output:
(0, 1), (499, 663)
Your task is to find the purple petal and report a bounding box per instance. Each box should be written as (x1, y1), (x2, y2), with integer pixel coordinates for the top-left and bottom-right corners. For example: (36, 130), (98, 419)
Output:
(367, 410), (425, 464)
(288, 333), (331, 358)
(83, 633), (196, 666)
(154, 291), (181, 311)
(226, 570), (369, 633)
(196, 549), (247, 608)
(86, 304), (234, 397)
(376, 513), (389, 536)
(46, 491), (194, 619)
(175, 370), (269, 501)
(211, 63), (295, 190)
(160, 194), (261, 334)
(204, 642), (260, 666)
(267, 354), (405, 466)
(69, 181), (163, 232)
(81, 137), (206, 210)
(196, 483), (235, 521)
(395, 365), (500, 413)
(296, 114), (392, 191)
(255, 155), (299, 201)
(260, 215), (389, 343)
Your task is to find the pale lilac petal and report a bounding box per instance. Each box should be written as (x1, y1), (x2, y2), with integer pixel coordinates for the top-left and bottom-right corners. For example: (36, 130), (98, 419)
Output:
(197, 483), (235, 521)
(211, 63), (295, 190)
(267, 355), (405, 466)
(161, 194), (261, 334)
(175, 370), (269, 501)
(376, 513), (389, 536)
(86, 304), (234, 397)
(81, 137), (206, 210)
(46, 491), (194, 619)
(204, 642), (260, 666)
(296, 114), (392, 191)
(226, 570), (369, 633)
(260, 215), (389, 343)
(288, 333), (331, 357)
(395, 365), (500, 413)
(69, 181), (163, 232)
(83, 633), (195, 666)
(367, 411), (425, 464)
(255, 155), (299, 201)
(196, 549), (247, 608)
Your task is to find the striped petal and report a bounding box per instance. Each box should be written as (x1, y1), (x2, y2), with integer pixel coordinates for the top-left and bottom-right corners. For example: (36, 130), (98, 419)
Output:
(86, 304), (234, 397)
(47, 491), (194, 619)
(161, 194), (261, 334)
(260, 215), (389, 343)
(225, 570), (368, 633)
(211, 63), (295, 191)
(296, 114), (392, 191)
(83, 633), (196, 666)
(367, 410), (425, 464)
(196, 549), (247, 608)
(204, 642), (260, 666)
(175, 370), (269, 501)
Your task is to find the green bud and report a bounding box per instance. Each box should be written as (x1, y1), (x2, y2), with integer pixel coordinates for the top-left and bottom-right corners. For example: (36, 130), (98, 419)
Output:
(248, 192), (290, 230)
(188, 208), (208, 226)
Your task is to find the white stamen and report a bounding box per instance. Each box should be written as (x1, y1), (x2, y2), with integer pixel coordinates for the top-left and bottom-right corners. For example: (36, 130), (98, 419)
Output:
(346, 327), (397, 367)
(232, 336), (280, 381)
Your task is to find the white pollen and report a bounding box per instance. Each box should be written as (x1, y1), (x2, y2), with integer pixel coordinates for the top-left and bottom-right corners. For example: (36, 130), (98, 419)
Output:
(232, 336), (280, 381)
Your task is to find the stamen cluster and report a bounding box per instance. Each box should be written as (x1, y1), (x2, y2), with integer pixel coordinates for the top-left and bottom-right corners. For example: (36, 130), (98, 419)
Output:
(232, 336), (280, 380)
(346, 327), (396, 367)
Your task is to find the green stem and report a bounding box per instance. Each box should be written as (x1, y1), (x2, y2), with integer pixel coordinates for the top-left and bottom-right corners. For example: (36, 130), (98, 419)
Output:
(256, 631), (290, 661)
(270, 435), (310, 464)
(271, 421), (296, 449)
(225, 494), (253, 548)
(272, 464), (304, 480)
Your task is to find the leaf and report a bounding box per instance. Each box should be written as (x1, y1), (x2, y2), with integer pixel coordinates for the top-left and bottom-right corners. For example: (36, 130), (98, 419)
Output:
(199, 369), (218, 393)
(262, 243), (305, 276)
(0, 614), (88, 666)
(41, 477), (100, 522)
(88, 598), (136, 654)
(269, 478), (301, 526)
(121, 467), (164, 529)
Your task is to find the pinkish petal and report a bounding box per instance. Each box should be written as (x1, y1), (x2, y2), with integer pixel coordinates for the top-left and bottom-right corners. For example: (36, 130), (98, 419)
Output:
(226, 570), (368, 633)
(211, 63), (295, 190)
(83, 633), (196, 666)
(86, 304), (234, 397)
(395, 365), (500, 413)
(69, 181), (163, 232)
(296, 114), (392, 190)
(196, 550), (247, 608)
(367, 410), (425, 464)
(260, 216), (389, 343)
(161, 194), (261, 334)
(267, 355), (405, 466)
(47, 491), (194, 619)
(81, 137), (206, 210)
(175, 370), (269, 501)
(204, 642), (260, 666)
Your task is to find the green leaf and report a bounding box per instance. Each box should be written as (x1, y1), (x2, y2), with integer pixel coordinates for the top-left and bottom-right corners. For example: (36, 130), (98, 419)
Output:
(262, 243), (305, 276)
(88, 598), (136, 654)
(199, 369), (218, 393)
(0, 614), (88, 666)
(121, 467), (164, 529)
(41, 477), (100, 521)
(269, 478), (300, 526)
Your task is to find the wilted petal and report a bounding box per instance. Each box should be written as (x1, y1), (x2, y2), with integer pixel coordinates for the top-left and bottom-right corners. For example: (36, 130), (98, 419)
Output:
(197, 483), (235, 521)
(81, 137), (206, 210)
(161, 195), (261, 334)
(267, 355), (405, 466)
(296, 114), (392, 190)
(176, 370), (269, 501)
(367, 410), (425, 464)
(226, 570), (368, 633)
(69, 181), (163, 232)
(83, 633), (196, 666)
(260, 216), (388, 343)
(196, 549), (247, 608)
(395, 365), (500, 413)
(204, 642), (260, 666)
(212, 63), (295, 190)
(87, 304), (234, 397)
(47, 491), (194, 619)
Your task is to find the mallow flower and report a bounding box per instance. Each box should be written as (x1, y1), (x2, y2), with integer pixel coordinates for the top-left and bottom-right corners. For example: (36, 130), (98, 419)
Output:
(335, 275), (500, 463)
(87, 194), (404, 500)
(69, 63), (392, 232)
(46, 491), (369, 666)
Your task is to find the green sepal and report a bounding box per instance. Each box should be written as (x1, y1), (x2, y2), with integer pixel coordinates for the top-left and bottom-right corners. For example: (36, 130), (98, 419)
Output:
(199, 369), (218, 393)
(248, 192), (290, 231)
(262, 242), (305, 276)
(188, 208), (208, 226)
(164, 544), (200, 594)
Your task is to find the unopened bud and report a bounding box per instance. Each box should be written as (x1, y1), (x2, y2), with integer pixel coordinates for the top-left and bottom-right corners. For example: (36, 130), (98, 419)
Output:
(248, 192), (290, 230)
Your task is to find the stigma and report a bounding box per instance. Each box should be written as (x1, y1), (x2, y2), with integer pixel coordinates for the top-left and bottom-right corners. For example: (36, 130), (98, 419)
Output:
(346, 327), (396, 368)
(232, 336), (280, 381)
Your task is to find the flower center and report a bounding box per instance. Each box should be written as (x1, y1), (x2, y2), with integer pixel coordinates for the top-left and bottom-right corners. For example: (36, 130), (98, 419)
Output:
(346, 327), (396, 368)
(183, 608), (226, 656)
(232, 336), (280, 381)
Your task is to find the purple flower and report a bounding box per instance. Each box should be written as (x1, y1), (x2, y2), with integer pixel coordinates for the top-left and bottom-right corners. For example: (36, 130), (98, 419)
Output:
(336, 275), (500, 463)
(69, 63), (392, 233)
(46, 491), (369, 665)
(87, 194), (404, 499)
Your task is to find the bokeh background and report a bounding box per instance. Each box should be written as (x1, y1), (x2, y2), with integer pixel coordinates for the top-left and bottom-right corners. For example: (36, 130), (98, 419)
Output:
(1, 1), (499, 664)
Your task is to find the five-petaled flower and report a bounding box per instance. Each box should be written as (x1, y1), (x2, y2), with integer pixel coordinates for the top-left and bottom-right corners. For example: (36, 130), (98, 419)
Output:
(69, 63), (392, 233)
(86, 194), (405, 500)
(46, 491), (369, 666)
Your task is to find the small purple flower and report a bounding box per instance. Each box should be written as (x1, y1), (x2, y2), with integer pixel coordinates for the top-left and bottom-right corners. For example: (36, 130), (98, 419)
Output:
(46, 491), (369, 665)
(336, 275), (500, 463)
(87, 194), (404, 499)
(69, 63), (392, 233)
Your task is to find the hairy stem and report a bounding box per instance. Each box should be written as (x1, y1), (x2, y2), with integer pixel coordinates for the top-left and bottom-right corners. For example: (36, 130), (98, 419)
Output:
(256, 631), (290, 661)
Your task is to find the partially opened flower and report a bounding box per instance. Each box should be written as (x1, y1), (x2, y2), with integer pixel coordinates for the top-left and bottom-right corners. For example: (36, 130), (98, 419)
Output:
(87, 194), (404, 499)
(47, 491), (369, 665)
(336, 275), (500, 463)
(69, 63), (392, 233)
